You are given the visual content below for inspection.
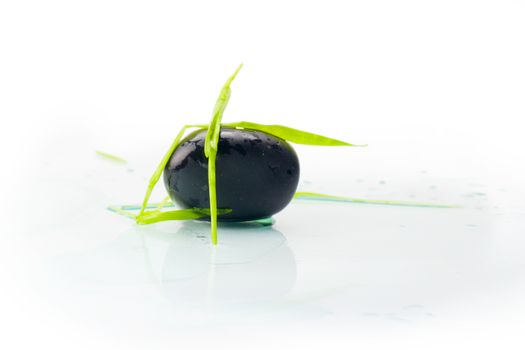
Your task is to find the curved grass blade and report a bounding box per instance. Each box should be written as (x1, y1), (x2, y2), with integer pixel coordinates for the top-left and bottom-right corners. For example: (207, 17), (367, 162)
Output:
(204, 64), (243, 245)
(205, 64), (243, 158)
(109, 203), (231, 224)
(222, 121), (363, 146)
(137, 208), (232, 225)
(137, 124), (205, 220)
(294, 191), (459, 208)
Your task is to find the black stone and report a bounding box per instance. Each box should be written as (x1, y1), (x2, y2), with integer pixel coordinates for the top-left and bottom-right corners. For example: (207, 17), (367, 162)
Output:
(163, 127), (300, 221)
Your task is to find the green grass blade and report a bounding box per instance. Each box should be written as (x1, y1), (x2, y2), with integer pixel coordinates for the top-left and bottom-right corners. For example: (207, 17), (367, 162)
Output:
(222, 121), (363, 146)
(208, 150), (219, 244)
(137, 208), (232, 225)
(205, 64), (243, 158)
(155, 195), (173, 211)
(95, 150), (128, 164)
(294, 191), (459, 208)
(137, 208), (208, 225)
(109, 203), (231, 224)
(204, 64), (243, 245)
(137, 125), (203, 219)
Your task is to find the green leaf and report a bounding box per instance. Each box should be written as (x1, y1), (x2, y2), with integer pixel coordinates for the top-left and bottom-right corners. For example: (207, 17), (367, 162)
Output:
(95, 150), (128, 164)
(205, 64), (243, 158)
(137, 124), (205, 219)
(204, 64), (243, 245)
(136, 208), (232, 225)
(108, 202), (232, 224)
(222, 121), (363, 146)
(294, 191), (459, 208)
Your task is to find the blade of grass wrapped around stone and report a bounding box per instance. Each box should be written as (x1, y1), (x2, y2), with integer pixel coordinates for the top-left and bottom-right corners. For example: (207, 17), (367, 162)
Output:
(222, 121), (363, 146)
(204, 64), (243, 245)
(137, 124), (204, 220)
(294, 191), (459, 208)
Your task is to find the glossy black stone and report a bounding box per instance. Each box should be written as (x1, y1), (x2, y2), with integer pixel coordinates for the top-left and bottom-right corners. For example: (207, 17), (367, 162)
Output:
(163, 127), (300, 222)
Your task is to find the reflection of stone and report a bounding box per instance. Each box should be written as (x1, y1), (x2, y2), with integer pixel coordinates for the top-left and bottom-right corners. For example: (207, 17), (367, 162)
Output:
(160, 221), (297, 306)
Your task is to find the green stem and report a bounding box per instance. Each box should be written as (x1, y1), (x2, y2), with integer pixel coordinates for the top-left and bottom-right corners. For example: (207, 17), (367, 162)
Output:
(204, 64), (243, 245)
(138, 124), (203, 218)
(95, 150), (128, 164)
(208, 151), (218, 245)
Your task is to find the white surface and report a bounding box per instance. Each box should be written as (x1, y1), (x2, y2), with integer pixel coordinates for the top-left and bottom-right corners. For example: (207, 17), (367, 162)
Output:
(1, 1), (525, 349)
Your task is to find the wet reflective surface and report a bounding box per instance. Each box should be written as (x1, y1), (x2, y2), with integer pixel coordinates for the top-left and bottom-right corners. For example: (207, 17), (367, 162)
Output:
(3, 125), (525, 348)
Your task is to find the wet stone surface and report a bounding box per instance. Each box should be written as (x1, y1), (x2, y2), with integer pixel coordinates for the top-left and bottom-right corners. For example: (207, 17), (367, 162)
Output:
(163, 128), (300, 221)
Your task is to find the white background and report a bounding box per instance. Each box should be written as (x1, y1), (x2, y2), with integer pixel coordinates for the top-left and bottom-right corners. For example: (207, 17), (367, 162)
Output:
(1, 1), (524, 349)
